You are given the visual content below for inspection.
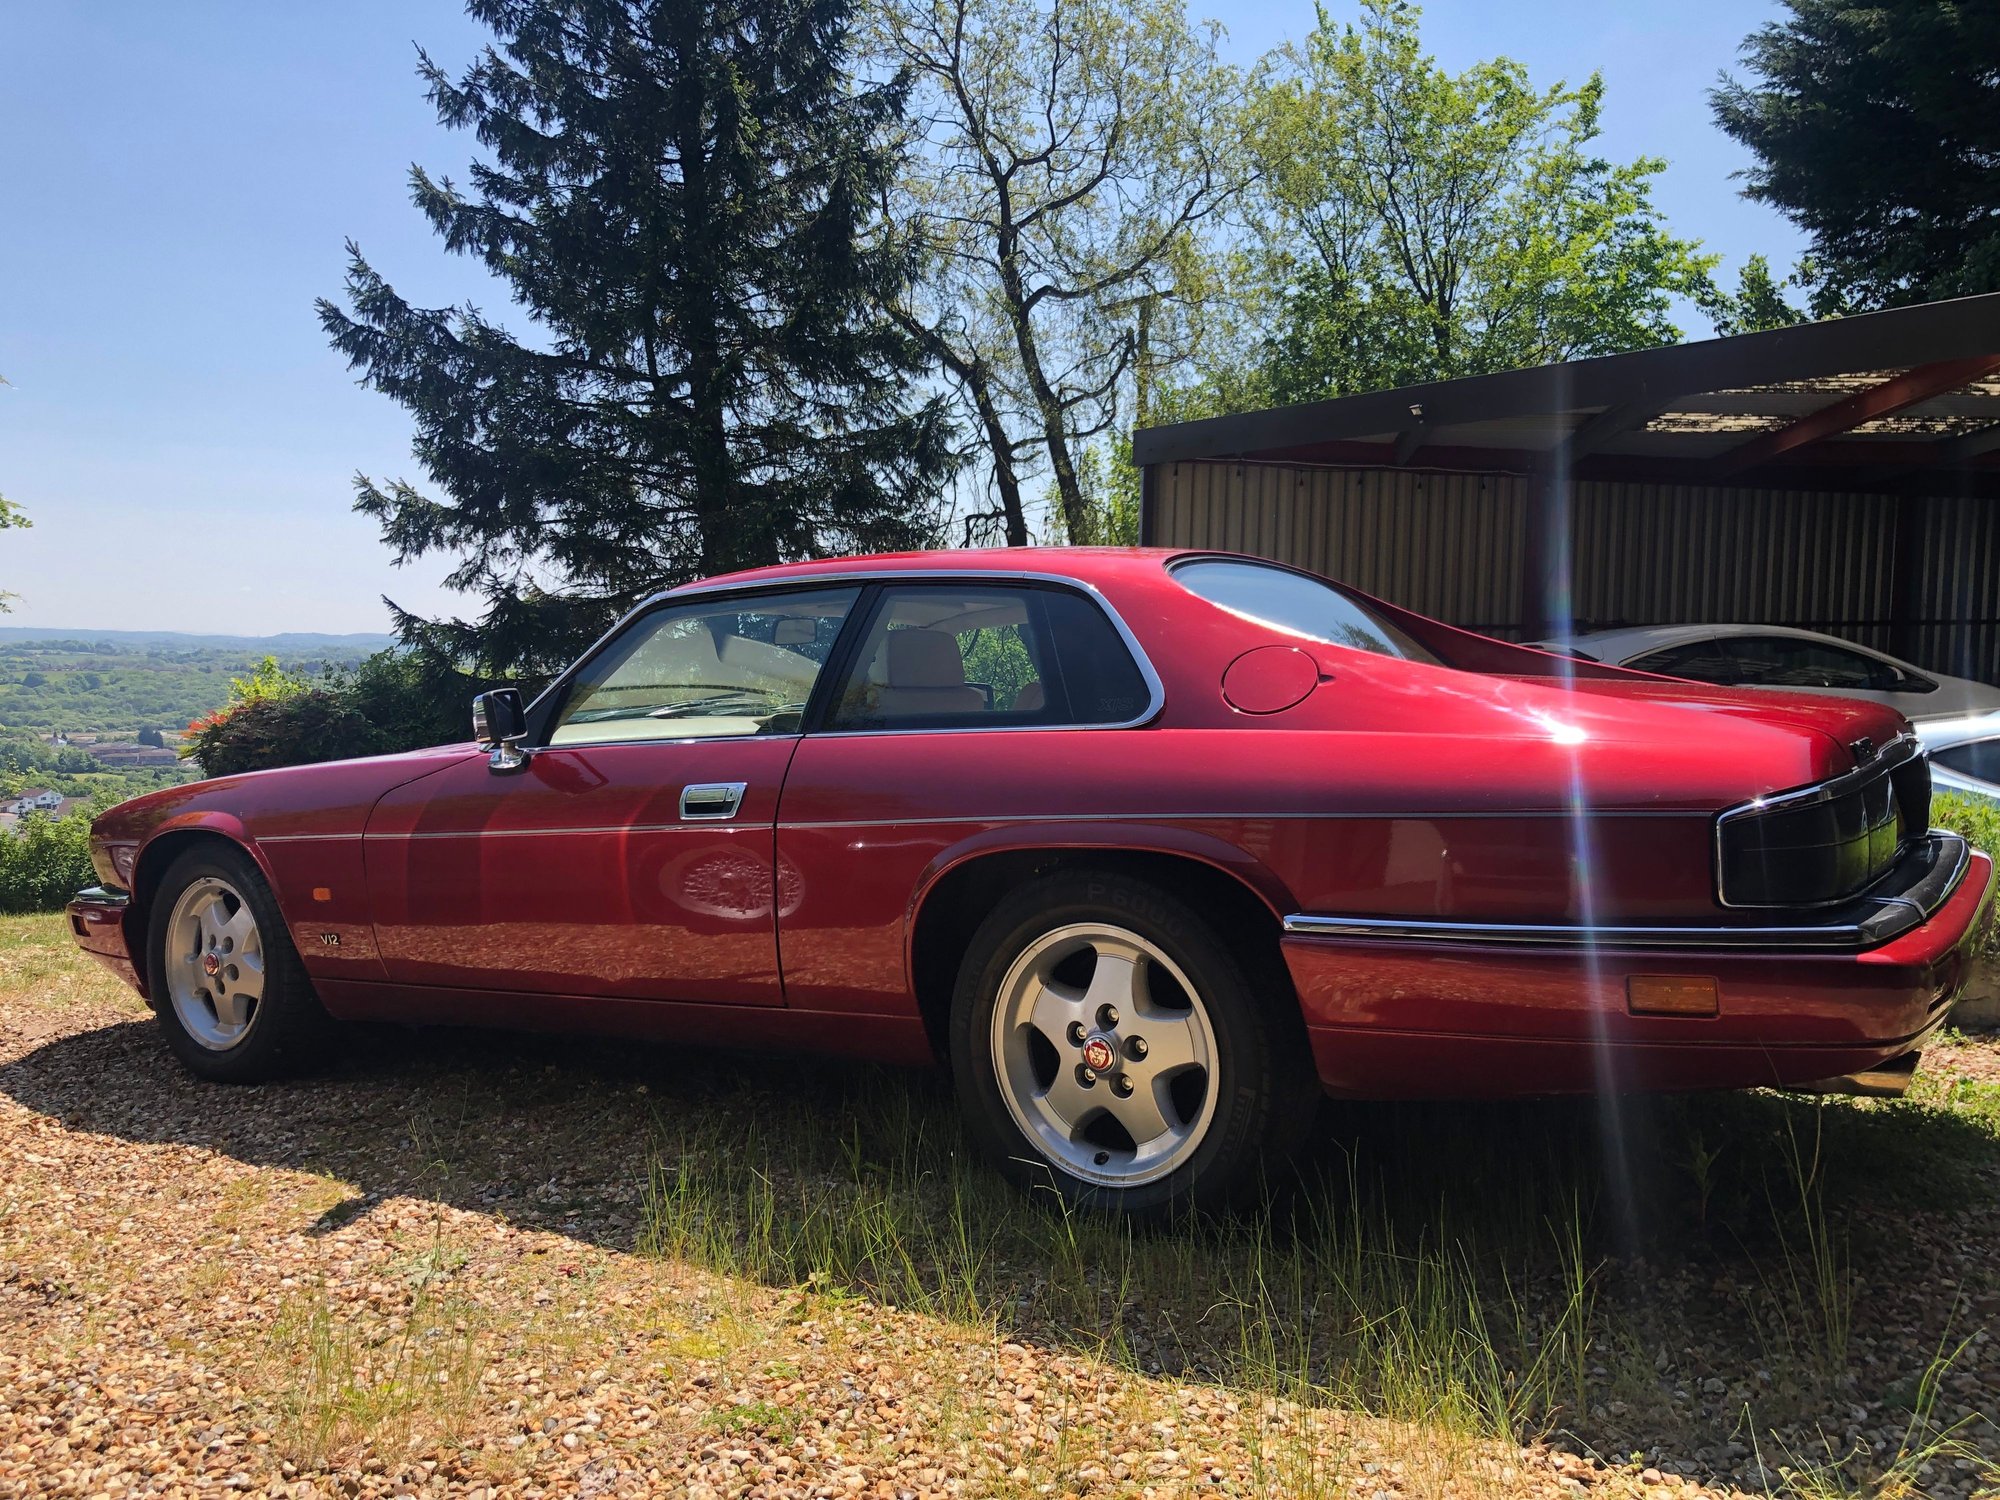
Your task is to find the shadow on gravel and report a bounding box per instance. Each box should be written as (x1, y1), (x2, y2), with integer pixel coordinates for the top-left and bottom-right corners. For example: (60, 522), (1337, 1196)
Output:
(8, 1010), (2000, 1478)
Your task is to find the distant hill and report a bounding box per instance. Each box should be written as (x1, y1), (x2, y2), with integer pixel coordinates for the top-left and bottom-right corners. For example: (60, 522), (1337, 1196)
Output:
(0, 627), (399, 653)
(0, 631), (401, 741)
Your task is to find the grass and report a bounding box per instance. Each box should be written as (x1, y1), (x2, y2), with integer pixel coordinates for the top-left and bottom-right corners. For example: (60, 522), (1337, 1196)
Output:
(0, 911), (142, 1013)
(264, 1271), (488, 1468)
(631, 1061), (1996, 1475)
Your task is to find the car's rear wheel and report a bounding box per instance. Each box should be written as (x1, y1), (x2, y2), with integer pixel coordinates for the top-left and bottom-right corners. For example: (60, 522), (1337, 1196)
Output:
(147, 843), (331, 1082)
(949, 869), (1317, 1217)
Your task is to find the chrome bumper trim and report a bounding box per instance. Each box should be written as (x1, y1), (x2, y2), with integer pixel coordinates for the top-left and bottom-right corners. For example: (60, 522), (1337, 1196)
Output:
(70, 886), (131, 911)
(1283, 832), (1972, 953)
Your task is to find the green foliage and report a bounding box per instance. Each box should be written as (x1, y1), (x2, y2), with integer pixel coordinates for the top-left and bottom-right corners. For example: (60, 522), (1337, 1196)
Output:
(1697, 253), (1812, 337)
(876, 0), (1248, 547)
(1, 492), (28, 614)
(1932, 793), (2000, 958)
(343, 648), (497, 754)
(957, 627), (1038, 709)
(319, 0), (954, 679)
(0, 639), (355, 737)
(182, 688), (387, 780)
(174, 644), (502, 778)
(227, 655), (314, 707)
(0, 810), (94, 914)
(1047, 436), (1142, 547)
(1242, 0), (1715, 403)
(1712, 0), (2000, 311)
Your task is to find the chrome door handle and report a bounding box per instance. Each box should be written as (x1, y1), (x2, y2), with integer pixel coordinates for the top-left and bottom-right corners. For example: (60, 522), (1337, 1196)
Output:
(679, 781), (747, 820)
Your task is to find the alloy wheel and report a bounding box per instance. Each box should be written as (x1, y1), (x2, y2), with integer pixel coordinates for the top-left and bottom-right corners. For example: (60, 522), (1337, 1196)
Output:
(989, 922), (1219, 1187)
(163, 876), (266, 1051)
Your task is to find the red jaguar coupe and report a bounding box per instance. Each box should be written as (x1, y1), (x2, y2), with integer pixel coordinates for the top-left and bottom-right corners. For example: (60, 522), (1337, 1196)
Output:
(69, 549), (1993, 1214)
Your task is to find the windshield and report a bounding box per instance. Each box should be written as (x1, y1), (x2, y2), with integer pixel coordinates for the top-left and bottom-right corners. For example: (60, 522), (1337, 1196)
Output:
(1170, 558), (1441, 665)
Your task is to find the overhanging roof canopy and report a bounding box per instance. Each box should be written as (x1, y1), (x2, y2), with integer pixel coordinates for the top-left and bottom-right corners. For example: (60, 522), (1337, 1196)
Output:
(1132, 293), (2000, 497)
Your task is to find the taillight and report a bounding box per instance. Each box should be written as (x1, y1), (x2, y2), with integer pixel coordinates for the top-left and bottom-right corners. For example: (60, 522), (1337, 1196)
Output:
(1716, 744), (1927, 908)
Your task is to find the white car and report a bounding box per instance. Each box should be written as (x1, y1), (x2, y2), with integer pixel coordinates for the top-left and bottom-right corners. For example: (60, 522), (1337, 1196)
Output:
(1533, 623), (2000, 723)
(1908, 712), (2000, 806)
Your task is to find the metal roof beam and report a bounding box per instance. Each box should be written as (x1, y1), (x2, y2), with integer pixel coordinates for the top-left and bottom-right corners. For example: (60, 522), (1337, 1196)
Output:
(1934, 418), (2000, 466)
(1700, 354), (2000, 481)
(1131, 293), (2000, 469)
(1542, 397), (1673, 470)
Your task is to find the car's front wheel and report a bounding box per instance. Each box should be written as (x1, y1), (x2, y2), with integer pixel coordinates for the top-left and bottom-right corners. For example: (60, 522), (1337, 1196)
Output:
(949, 870), (1317, 1217)
(146, 843), (331, 1082)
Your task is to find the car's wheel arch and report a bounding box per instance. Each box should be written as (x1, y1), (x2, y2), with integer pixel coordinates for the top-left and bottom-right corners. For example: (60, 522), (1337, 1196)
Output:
(904, 827), (1302, 1065)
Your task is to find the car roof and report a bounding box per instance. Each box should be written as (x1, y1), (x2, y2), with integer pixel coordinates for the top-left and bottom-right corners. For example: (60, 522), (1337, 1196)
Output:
(668, 546), (1181, 593)
(1539, 621), (1896, 664)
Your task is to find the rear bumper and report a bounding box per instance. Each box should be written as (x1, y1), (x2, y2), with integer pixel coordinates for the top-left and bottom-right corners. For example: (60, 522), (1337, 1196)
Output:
(67, 887), (142, 995)
(1282, 836), (1995, 1099)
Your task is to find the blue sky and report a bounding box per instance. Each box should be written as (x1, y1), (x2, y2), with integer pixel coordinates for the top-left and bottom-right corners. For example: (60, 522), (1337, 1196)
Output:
(0, 1), (1804, 636)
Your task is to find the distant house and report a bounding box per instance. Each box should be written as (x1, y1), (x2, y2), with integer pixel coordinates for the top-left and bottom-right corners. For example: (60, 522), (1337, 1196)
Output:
(8, 789), (63, 817)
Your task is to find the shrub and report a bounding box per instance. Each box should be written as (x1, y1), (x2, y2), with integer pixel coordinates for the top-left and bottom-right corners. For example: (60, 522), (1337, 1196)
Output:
(175, 647), (512, 778)
(1930, 793), (2000, 956)
(344, 648), (498, 753)
(0, 811), (94, 913)
(182, 689), (387, 779)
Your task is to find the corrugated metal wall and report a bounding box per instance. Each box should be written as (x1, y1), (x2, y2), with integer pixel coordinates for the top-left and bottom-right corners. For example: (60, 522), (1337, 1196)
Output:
(1903, 494), (2000, 682)
(1148, 460), (2000, 680)
(1148, 461), (1530, 635)
(1569, 482), (1897, 651)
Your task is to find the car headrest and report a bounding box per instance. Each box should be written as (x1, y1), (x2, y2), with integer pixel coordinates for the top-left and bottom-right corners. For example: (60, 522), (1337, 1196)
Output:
(884, 629), (967, 689)
(1013, 680), (1045, 712)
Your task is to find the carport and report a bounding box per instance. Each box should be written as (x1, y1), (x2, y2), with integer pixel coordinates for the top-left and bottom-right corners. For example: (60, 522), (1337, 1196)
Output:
(1132, 293), (2000, 679)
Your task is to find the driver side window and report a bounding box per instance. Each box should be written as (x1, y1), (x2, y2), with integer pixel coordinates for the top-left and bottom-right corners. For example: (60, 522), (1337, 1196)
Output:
(550, 587), (859, 746)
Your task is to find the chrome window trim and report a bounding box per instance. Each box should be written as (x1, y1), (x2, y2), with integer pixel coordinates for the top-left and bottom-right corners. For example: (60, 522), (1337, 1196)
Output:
(1712, 732), (1924, 909)
(1286, 830), (1970, 953)
(529, 568), (1166, 738)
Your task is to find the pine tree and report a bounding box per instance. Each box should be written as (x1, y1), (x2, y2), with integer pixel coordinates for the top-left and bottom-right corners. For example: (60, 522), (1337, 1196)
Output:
(1712, 0), (2000, 311)
(319, 0), (955, 677)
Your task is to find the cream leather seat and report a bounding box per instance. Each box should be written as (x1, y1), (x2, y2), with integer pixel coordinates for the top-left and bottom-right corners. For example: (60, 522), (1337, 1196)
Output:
(873, 629), (987, 717)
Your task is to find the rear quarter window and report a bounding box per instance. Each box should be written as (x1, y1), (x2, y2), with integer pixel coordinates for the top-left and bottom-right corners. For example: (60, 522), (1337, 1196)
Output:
(1170, 558), (1439, 664)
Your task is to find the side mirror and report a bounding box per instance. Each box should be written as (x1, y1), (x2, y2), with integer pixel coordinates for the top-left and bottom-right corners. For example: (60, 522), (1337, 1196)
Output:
(472, 689), (530, 771)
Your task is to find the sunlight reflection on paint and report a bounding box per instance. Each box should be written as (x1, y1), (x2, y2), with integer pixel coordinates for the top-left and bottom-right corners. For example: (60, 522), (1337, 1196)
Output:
(1527, 710), (1588, 746)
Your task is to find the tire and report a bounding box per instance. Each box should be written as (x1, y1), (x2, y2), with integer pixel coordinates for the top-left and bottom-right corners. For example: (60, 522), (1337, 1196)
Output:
(948, 869), (1319, 1218)
(145, 842), (333, 1083)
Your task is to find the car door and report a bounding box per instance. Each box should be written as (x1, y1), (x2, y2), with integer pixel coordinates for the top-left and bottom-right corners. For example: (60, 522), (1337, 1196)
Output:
(364, 585), (860, 1004)
(775, 579), (1157, 1013)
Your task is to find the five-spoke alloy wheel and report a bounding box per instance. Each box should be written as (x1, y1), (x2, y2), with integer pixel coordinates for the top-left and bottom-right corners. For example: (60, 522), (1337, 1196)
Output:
(147, 843), (331, 1082)
(162, 875), (267, 1051)
(951, 869), (1319, 1217)
(990, 923), (1219, 1188)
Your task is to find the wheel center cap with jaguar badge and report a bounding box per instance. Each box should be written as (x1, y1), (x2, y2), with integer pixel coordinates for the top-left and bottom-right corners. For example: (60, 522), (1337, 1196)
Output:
(1081, 1034), (1116, 1072)
(201, 953), (221, 978)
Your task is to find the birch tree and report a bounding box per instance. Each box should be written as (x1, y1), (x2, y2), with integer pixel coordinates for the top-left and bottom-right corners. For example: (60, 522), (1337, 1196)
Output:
(875, 0), (1250, 544)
